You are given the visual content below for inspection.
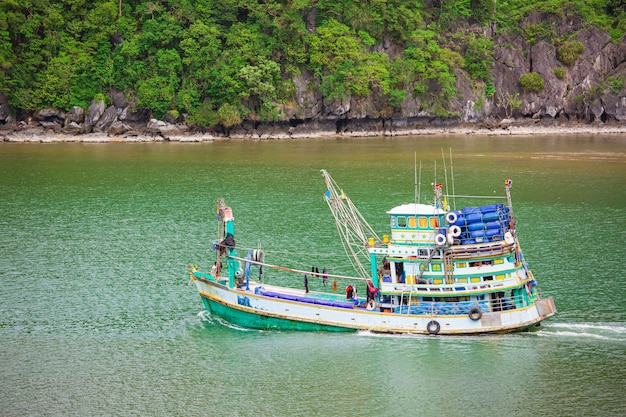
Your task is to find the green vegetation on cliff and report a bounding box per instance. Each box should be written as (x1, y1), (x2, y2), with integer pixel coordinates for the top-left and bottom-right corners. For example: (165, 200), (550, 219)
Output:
(1, 0), (624, 126)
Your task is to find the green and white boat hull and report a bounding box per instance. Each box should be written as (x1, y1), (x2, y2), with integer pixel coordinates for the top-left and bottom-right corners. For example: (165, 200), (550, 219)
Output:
(193, 276), (555, 335)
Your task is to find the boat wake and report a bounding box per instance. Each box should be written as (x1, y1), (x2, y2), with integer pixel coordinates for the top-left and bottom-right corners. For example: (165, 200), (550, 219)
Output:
(196, 310), (261, 332)
(537, 322), (626, 342)
(196, 310), (213, 323)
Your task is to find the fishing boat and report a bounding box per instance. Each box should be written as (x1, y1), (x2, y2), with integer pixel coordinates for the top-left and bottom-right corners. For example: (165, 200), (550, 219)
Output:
(189, 169), (556, 335)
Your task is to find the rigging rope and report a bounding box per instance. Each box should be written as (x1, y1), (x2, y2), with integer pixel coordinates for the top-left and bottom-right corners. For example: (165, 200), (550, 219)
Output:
(228, 255), (368, 281)
(320, 170), (380, 278)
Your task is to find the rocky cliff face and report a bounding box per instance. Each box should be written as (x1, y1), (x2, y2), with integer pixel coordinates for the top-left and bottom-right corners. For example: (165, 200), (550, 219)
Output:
(1, 12), (624, 139)
(490, 14), (626, 123)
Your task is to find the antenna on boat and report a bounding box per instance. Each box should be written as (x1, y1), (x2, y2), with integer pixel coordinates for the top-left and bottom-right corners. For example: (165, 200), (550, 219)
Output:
(441, 148), (449, 211)
(433, 160), (439, 207)
(418, 160), (422, 205)
(414, 152), (419, 204)
(449, 148), (456, 210)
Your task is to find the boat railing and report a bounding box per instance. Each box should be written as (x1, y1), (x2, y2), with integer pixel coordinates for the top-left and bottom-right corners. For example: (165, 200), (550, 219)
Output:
(385, 279), (513, 294)
(392, 292), (535, 316)
(444, 241), (516, 259)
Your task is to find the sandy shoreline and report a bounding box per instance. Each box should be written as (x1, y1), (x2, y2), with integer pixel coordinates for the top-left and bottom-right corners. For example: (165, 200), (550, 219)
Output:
(2, 122), (626, 143)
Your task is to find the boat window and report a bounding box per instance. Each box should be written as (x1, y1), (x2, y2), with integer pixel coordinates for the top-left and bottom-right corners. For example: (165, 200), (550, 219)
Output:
(398, 216), (407, 228)
(457, 262), (467, 268)
(432, 264), (442, 271)
(429, 217), (439, 228)
(470, 261), (493, 267)
(408, 216), (417, 228)
(395, 262), (405, 283)
(418, 217), (428, 228)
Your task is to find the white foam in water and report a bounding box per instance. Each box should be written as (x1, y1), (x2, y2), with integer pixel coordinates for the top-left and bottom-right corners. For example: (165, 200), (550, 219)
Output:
(213, 316), (260, 332)
(538, 322), (626, 342)
(552, 322), (626, 333)
(197, 310), (212, 322)
(538, 330), (615, 341)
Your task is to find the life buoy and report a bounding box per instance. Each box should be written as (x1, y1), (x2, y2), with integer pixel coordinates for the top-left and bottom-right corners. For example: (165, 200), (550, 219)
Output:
(468, 307), (482, 321)
(449, 225), (462, 237)
(426, 320), (441, 335)
(435, 233), (447, 246)
(446, 211), (458, 224)
(366, 300), (375, 311)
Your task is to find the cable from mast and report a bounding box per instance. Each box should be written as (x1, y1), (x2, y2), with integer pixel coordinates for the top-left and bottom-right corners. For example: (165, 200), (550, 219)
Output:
(320, 170), (380, 278)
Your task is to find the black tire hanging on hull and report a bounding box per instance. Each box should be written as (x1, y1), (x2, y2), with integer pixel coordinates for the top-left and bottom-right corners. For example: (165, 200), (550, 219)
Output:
(468, 307), (483, 321)
(426, 320), (440, 335)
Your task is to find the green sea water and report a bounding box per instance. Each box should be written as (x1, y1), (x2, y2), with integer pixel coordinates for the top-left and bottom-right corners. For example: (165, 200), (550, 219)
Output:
(1, 135), (625, 416)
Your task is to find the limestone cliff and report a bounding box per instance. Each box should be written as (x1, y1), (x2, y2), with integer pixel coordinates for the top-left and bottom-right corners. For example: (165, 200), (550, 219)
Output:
(1, 12), (624, 139)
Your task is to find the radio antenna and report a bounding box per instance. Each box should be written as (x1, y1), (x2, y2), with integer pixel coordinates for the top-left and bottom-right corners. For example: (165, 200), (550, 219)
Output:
(414, 152), (417, 204)
(449, 148), (456, 210)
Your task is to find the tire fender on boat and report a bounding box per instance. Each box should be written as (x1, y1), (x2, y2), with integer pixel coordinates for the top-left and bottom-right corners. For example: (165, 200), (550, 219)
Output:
(435, 233), (447, 246)
(449, 225), (462, 237)
(468, 307), (482, 321)
(366, 300), (376, 311)
(426, 320), (441, 335)
(446, 211), (458, 224)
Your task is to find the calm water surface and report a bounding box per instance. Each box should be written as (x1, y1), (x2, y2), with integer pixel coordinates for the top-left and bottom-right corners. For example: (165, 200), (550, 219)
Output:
(1, 135), (625, 416)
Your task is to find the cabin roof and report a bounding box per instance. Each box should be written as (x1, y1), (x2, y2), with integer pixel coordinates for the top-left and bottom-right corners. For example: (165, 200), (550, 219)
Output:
(387, 203), (445, 216)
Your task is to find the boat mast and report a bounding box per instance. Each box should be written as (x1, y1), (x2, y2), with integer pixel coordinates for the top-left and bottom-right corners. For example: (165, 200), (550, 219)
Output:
(417, 159), (422, 205)
(505, 178), (515, 230)
(449, 148), (456, 210)
(441, 148), (449, 210)
(216, 198), (239, 288)
(414, 152), (418, 204)
(321, 170), (381, 278)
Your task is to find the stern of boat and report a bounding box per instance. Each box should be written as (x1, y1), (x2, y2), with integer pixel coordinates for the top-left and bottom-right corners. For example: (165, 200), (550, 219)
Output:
(535, 296), (557, 318)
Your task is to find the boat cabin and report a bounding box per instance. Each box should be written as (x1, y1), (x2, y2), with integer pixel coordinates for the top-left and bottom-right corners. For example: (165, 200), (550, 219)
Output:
(368, 200), (535, 316)
(387, 203), (445, 246)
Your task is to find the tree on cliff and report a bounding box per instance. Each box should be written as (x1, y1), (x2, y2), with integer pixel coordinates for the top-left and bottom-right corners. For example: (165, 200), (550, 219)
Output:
(0, 0), (624, 128)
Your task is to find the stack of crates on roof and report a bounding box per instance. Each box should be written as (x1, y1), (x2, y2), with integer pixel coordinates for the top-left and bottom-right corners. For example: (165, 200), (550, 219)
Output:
(448, 204), (511, 244)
